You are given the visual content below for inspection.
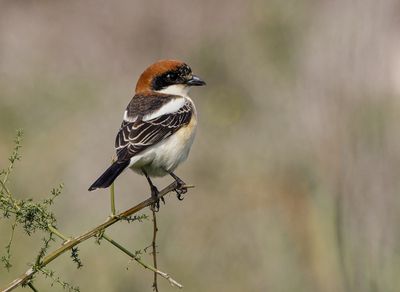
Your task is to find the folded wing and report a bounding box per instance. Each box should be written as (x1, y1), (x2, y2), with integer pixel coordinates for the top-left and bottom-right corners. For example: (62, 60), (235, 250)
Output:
(115, 100), (193, 162)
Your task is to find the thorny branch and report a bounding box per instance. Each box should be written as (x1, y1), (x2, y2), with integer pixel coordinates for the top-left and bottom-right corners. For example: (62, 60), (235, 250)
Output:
(1, 181), (190, 292)
(1, 131), (191, 291)
(151, 209), (159, 292)
(101, 233), (183, 288)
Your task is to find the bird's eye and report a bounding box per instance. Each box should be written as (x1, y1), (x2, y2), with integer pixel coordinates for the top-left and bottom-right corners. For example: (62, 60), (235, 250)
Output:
(166, 73), (178, 81)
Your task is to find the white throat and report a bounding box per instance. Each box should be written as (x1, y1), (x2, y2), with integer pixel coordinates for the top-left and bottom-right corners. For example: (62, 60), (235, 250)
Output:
(156, 84), (190, 97)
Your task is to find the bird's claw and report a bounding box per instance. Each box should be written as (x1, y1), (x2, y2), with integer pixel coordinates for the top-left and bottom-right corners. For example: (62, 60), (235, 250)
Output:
(150, 185), (161, 212)
(176, 191), (185, 200)
(150, 200), (160, 212)
(175, 181), (188, 200)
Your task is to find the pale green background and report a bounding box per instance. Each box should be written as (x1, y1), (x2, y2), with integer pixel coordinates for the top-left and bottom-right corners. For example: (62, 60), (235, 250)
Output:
(1, 1), (400, 291)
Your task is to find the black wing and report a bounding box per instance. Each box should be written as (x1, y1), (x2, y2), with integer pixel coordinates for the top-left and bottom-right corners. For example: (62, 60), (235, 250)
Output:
(115, 100), (193, 162)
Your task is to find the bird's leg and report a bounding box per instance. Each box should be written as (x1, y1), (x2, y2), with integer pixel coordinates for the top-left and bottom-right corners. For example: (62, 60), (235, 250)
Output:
(168, 171), (187, 200)
(142, 169), (164, 211)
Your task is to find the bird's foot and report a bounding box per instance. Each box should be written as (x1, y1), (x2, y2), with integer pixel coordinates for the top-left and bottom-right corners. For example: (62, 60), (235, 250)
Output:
(174, 178), (188, 201)
(150, 185), (164, 212)
(167, 171), (194, 201)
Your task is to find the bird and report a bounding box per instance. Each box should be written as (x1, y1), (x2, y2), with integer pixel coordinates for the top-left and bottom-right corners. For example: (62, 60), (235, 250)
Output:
(88, 59), (206, 208)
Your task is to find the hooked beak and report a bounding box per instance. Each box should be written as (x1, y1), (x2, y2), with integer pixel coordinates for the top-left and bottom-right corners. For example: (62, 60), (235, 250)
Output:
(186, 75), (206, 86)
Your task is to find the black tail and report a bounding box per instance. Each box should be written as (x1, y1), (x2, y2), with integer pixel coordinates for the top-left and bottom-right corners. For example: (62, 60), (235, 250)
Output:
(88, 161), (129, 191)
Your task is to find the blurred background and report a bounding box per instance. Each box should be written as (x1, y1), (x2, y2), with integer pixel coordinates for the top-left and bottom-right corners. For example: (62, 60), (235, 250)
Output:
(1, 0), (400, 291)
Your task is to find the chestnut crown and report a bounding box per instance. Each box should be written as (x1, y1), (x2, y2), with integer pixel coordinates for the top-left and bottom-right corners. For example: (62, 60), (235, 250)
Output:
(135, 60), (206, 94)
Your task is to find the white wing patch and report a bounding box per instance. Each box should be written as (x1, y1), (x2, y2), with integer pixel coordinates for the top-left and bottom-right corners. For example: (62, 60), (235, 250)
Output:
(123, 110), (138, 122)
(143, 98), (186, 121)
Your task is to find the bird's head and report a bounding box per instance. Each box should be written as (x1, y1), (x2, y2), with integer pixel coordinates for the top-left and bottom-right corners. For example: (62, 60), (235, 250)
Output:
(135, 59), (206, 95)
